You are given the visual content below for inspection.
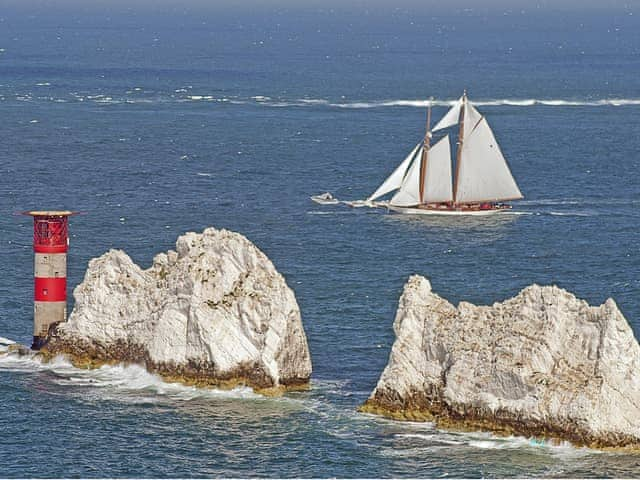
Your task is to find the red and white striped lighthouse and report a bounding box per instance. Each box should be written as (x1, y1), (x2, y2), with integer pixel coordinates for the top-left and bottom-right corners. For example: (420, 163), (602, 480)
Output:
(23, 211), (77, 350)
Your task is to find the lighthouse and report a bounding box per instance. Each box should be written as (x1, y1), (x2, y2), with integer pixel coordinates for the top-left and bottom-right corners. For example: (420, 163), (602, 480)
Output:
(23, 211), (77, 350)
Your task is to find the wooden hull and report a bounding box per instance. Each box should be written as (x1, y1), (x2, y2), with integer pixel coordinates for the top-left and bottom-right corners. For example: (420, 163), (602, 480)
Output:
(387, 204), (511, 216)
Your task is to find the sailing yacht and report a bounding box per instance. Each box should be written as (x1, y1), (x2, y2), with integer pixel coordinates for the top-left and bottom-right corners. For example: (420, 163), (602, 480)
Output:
(367, 91), (523, 215)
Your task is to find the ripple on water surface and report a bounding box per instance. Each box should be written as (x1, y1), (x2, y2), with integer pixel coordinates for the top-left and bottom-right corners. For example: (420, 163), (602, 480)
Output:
(2, 342), (639, 477)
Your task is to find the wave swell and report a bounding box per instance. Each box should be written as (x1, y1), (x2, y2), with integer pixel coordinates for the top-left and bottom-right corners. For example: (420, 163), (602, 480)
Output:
(2, 87), (640, 109)
(315, 98), (640, 108)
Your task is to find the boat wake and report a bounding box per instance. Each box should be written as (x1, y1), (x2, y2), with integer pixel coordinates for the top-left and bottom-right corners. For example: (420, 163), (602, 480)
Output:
(546, 211), (595, 217)
(310, 192), (379, 209)
(306, 210), (359, 215)
(507, 198), (640, 218)
(504, 209), (596, 217)
(309, 193), (610, 220)
(500, 210), (533, 216)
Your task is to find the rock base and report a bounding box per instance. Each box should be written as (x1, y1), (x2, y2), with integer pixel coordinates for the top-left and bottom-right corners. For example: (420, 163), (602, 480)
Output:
(362, 275), (640, 450)
(36, 228), (313, 395)
(42, 336), (309, 396)
(359, 396), (640, 450)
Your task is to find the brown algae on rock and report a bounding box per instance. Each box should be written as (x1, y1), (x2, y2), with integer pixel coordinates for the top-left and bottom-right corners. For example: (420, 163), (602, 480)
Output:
(43, 227), (312, 395)
(362, 275), (640, 450)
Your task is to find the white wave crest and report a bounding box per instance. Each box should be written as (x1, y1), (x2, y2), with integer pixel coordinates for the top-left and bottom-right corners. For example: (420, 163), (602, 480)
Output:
(391, 427), (580, 454)
(330, 99), (456, 108)
(11, 92), (640, 109)
(256, 97), (640, 109)
(395, 433), (464, 445)
(0, 337), (16, 355)
(0, 349), (260, 401)
(298, 98), (330, 105)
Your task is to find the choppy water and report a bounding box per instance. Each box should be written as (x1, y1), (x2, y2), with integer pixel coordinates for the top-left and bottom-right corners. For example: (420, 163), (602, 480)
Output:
(1, 3), (639, 477)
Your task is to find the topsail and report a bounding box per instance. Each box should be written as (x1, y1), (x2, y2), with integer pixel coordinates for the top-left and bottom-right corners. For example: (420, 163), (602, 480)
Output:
(432, 98), (463, 132)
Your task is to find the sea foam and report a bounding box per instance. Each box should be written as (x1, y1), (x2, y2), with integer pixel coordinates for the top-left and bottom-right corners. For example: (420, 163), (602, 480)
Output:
(7, 91), (640, 109)
(308, 98), (640, 109)
(0, 344), (260, 401)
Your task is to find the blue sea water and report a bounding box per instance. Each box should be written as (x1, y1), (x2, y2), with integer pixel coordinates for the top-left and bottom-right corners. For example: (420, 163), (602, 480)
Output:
(1, 2), (640, 477)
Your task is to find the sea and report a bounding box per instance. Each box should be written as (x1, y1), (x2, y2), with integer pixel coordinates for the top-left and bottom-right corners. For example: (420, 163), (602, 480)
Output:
(0, 1), (639, 477)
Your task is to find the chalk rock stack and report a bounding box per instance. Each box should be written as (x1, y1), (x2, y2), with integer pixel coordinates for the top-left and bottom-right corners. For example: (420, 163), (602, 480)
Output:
(362, 275), (640, 449)
(45, 228), (312, 393)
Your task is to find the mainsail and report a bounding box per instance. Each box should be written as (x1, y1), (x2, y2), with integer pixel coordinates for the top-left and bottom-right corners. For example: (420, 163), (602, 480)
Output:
(455, 117), (523, 203)
(367, 142), (422, 202)
(422, 135), (453, 203)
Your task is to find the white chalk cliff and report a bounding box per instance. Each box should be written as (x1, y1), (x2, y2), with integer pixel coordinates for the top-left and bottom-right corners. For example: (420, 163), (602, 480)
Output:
(46, 228), (312, 392)
(362, 275), (640, 448)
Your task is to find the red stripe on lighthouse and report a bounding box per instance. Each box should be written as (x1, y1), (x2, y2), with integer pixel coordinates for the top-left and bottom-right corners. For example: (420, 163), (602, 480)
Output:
(34, 277), (67, 302)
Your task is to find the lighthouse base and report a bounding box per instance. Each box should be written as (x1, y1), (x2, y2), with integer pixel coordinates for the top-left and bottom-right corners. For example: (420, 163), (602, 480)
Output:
(31, 335), (50, 351)
(33, 301), (66, 350)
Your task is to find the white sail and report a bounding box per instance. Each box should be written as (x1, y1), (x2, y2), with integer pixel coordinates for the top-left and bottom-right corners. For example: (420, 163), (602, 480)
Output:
(463, 101), (483, 137)
(455, 117), (523, 203)
(422, 135), (453, 203)
(367, 142), (422, 201)
(390, 146), (424, 207)
(432, 97), (463, 132)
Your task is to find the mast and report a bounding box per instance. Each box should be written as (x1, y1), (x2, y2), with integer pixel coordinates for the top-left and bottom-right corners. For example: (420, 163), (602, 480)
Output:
(452, 89), (466, 205)
(419, 99), (432, 203)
